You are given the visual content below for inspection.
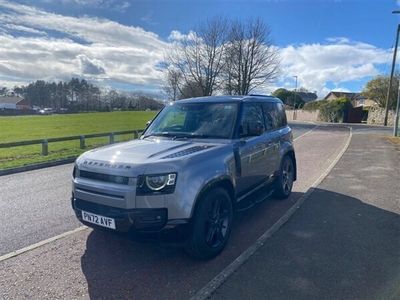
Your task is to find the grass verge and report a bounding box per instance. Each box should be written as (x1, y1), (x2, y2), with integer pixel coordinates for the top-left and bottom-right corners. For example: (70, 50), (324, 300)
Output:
(0, 111), (157, 170)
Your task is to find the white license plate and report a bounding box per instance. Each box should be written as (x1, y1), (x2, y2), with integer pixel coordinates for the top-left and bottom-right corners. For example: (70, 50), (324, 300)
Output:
(82, 210), (116, 229)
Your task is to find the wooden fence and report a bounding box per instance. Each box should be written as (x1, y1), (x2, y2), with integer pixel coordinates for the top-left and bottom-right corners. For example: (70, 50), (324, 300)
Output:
(0, 129), (144, 156)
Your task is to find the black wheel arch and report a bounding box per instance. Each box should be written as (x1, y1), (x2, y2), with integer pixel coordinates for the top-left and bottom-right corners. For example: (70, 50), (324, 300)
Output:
(190, 176), (235, 219)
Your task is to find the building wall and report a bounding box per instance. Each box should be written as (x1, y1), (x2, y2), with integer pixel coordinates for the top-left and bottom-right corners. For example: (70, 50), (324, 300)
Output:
(325, 94), (338, 101)
(0, 103), (17, 109)
(367, 108), (395, 126)
(16, 104), (31, 110)
(286, 109), (320, 122)
(353, 99), (377, 108)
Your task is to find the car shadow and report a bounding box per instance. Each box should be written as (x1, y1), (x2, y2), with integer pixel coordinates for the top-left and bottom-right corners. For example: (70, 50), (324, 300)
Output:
(213, 188), (400, 300)
(80, 189), (400, 299)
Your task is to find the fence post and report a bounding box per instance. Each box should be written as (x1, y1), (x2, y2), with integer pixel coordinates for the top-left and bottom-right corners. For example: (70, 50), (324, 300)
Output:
(80, 135), (85, 149)
(42, 139), (48, 156)
(133, 130), (138, 139)
(109, 133), (115, 144)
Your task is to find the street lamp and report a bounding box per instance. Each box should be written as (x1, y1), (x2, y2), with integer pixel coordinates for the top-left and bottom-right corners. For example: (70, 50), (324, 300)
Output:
(293, 76), (298, 120)
(384, 10), (400, 126)
(394, 79), (400, 136)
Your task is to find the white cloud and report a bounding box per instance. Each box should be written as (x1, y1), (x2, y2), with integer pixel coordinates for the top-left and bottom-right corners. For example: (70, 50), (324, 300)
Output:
(276, 39), (391, 97)
(4, 23), (47, 36)
(168, 30), (197, 42)
(0, 0), (166, 88)
(43, 0), (131, 12)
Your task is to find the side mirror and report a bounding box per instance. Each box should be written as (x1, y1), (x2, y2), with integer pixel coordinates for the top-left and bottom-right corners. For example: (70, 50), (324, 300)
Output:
(146, 120), (151, 127)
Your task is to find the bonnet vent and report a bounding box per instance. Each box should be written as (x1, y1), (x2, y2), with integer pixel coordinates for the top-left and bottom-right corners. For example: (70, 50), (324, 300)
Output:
(162, 145), (214, 159)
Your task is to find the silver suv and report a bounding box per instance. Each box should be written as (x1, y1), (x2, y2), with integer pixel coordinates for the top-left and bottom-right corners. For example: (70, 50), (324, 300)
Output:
(72, 95), (296, 259)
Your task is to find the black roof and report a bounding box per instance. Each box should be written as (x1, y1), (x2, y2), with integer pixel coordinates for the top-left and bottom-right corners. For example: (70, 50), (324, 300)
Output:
(176, 95), (282, 104)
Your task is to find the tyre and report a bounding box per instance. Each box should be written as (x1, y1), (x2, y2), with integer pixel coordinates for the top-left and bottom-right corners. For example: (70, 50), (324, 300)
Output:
(185, 187), (233, 260)
(274, 155), (295, 199)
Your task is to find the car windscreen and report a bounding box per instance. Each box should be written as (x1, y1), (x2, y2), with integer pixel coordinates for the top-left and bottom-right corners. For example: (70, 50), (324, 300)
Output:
(144, 102), (238, 139)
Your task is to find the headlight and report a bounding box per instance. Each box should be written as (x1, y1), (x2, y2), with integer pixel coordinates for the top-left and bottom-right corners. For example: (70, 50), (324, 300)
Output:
(137, 173), (177, 195)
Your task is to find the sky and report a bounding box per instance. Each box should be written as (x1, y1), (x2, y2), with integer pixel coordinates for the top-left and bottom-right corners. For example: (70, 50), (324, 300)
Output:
(0, 0), (399, 98)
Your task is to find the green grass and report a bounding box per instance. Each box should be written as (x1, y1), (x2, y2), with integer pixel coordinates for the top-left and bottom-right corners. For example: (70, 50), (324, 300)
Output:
(0, 111), (157, 170)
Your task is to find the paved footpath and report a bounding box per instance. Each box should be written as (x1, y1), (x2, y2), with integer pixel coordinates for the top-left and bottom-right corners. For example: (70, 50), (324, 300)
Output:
(211, 132), (400, 299)
(0, 125), (350, 299)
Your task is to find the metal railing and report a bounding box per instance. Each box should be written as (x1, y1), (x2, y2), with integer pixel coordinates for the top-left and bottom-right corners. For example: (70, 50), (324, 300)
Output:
(0, 129), (144, 156)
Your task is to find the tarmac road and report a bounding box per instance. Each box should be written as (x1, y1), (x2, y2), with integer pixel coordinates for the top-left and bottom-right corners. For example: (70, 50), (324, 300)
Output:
(0, 122), (315, 256)
(0, 123), (354, 299)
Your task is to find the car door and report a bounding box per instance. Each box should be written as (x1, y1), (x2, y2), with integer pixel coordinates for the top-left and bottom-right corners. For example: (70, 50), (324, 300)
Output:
(236, 103), (268, 195)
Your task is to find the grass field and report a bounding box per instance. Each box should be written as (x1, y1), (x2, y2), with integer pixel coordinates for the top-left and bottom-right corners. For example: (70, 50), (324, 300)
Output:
(0, 111), (157, 170)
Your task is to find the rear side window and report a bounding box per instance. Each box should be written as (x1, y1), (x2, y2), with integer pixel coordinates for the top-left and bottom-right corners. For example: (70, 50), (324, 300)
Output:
(262, 102), (287, 129)
(239, 103), (265, 137)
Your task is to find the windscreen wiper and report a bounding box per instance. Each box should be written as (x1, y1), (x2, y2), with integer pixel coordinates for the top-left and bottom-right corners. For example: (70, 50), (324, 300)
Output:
(142, 132), (182, 139)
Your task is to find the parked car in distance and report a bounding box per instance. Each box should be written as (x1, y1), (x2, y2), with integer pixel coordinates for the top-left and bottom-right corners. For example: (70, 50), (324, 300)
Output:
(38, 107), (54, 115)
(71, 95), (297, 259)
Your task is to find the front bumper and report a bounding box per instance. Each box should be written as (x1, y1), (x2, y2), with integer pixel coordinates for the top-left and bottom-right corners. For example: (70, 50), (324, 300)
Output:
(72, 197), (170, 232)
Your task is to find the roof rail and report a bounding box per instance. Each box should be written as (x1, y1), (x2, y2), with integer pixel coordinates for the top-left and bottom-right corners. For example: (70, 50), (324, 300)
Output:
(247, 94), (271, 97)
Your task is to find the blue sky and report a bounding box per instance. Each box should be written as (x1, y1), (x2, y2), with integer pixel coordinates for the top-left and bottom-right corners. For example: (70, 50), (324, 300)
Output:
(0, 0), (399, 97)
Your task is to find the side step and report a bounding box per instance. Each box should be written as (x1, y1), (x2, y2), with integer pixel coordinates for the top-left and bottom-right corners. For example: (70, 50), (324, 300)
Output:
(235, 186), (274, 212)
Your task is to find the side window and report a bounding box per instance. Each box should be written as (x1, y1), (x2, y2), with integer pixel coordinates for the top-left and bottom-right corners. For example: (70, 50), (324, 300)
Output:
(263, 102), (287, 129)
(239, 103), (265, 137)
(262, 103), (274, 130)
(275, 103), (287, 127)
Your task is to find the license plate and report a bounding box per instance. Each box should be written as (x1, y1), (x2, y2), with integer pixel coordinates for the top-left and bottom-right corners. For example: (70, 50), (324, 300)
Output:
(81, 210), (116, 229)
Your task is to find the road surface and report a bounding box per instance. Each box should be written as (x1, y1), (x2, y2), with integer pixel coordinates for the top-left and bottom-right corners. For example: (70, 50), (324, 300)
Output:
(0, 122), (315, 256)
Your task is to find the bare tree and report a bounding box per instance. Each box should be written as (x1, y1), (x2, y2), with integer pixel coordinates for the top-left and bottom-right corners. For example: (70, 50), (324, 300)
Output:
(223, 18), (279, 95)
(179, 80), (204, 99)
(166, 17), (227, 97)
(162, 69), (182, 101)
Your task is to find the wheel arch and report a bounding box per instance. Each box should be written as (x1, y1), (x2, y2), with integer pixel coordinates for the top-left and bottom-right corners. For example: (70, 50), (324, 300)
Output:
(189, 176), (235, 219)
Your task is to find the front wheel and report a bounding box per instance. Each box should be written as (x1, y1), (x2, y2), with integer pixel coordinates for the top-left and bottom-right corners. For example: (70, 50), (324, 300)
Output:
(185, 188), (233, 260)
(274, 155), (294, 199)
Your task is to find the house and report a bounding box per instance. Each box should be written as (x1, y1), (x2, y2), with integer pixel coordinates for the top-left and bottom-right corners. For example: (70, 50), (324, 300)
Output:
(324, 91), (377, 108)
(0, 96), (31, 110)
(324, 91), (360, 101)
(296, 91), (317, 103)
(351, 94), (377, 108)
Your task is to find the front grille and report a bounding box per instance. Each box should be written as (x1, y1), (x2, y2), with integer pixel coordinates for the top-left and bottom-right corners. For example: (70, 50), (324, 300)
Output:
(76, 187), (125, 199)
(162, 145), (214, 159)
(79, 170), (129, 185)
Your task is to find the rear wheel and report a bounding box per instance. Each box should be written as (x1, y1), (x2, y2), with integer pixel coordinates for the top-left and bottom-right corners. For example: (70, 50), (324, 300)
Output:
(274, 155), (294, 199)
(185, 188), (233, 260)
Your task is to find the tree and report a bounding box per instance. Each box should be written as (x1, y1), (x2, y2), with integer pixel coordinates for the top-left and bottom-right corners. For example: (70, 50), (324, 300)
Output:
(166, 17), (227, 97)
(272, 88), (304, 108)
(319, 97), (352, 123)
(223, 18), (279, 95)
(0, 87), (8, 96)
(163, 69), (182, 101)
(362, 75), (398, 109)
(179, 80), (204, 99)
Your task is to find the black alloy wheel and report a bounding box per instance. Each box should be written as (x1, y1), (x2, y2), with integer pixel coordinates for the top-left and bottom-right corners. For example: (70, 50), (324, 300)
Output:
(185, 187), (233, 259)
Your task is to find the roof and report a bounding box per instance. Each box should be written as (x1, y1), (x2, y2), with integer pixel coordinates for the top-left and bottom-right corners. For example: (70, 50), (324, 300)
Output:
(0, 96), (25, 104)
(297, 92), (317, 102)
(324, 91), (360, 100)
(176, 95), (282, 104)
